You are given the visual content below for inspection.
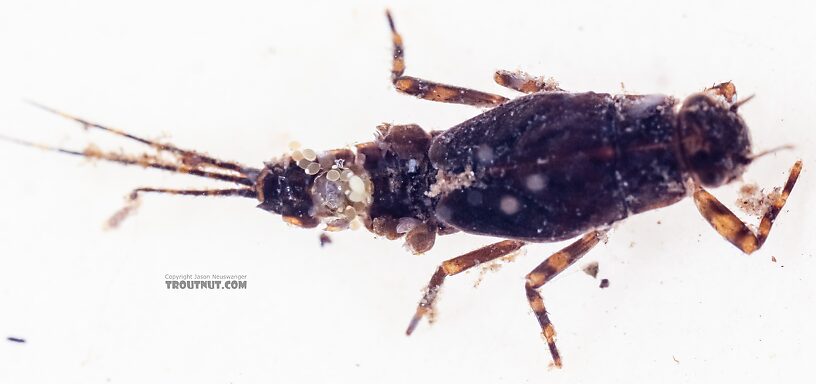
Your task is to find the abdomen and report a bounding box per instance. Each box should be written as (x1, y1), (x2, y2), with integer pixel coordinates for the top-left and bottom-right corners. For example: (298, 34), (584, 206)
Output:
(428, 92), (686, 242)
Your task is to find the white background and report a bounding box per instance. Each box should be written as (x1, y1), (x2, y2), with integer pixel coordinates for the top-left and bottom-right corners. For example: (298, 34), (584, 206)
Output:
(0, 0), (814, 383)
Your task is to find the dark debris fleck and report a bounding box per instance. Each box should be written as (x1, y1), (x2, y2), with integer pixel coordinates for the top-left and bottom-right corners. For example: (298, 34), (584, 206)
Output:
(582, 262), (599, 279)
(319, 233), (332, 248)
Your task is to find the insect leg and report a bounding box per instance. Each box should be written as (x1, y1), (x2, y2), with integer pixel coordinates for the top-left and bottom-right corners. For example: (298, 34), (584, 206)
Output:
(525, 230), (604, 368)
(26, 101), (260, 177)
(493, 70), (564, 94)
(386, 11), (508, 108)
(692, 160), (802, 254)
(405, 239), (526, 335)
(106, 187), (256, 229)
(704, 81), (737, 102)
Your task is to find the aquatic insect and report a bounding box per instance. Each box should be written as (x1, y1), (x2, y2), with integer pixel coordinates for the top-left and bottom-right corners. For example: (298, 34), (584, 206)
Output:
(1, 11), (802, 368)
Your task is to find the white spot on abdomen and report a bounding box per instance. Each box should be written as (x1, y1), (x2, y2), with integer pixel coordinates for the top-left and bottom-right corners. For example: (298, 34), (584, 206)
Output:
(525, 174), (547, 192)
(476, 144), (495, 164)
(500, 195), (520, 215)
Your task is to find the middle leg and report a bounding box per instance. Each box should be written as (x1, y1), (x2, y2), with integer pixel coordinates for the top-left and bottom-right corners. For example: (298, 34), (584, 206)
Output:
(525, 230), (605, 368)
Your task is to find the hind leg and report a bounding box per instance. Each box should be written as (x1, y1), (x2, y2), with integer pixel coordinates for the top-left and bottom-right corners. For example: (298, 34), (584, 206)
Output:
(692, 160), (802, 254)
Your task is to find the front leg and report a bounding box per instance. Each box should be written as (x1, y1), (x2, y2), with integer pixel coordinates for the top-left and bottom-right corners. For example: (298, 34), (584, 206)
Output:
(493, 70), (564, 94)
(692, 160), (802, 254)
(406, 240), (526, 335)
(386, 11), (508, 108)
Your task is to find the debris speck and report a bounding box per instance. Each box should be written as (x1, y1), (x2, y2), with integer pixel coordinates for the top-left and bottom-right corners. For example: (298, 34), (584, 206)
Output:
(7, 337), (25, 343)
(473, 261), (503, 288)
(583, 261), (599, 279)
(771, 256), (777, 263)
(473, 249), (523, 288)
(599, 279), (610, 289)
(426, 166), (475, 198)
(736, 183), (780, 218)
(672, 355), (680, 364)
(319, 233), (332, 247)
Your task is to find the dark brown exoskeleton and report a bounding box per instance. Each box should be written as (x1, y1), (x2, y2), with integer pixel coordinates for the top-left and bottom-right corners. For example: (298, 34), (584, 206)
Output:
(3, 11), (802, 368)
